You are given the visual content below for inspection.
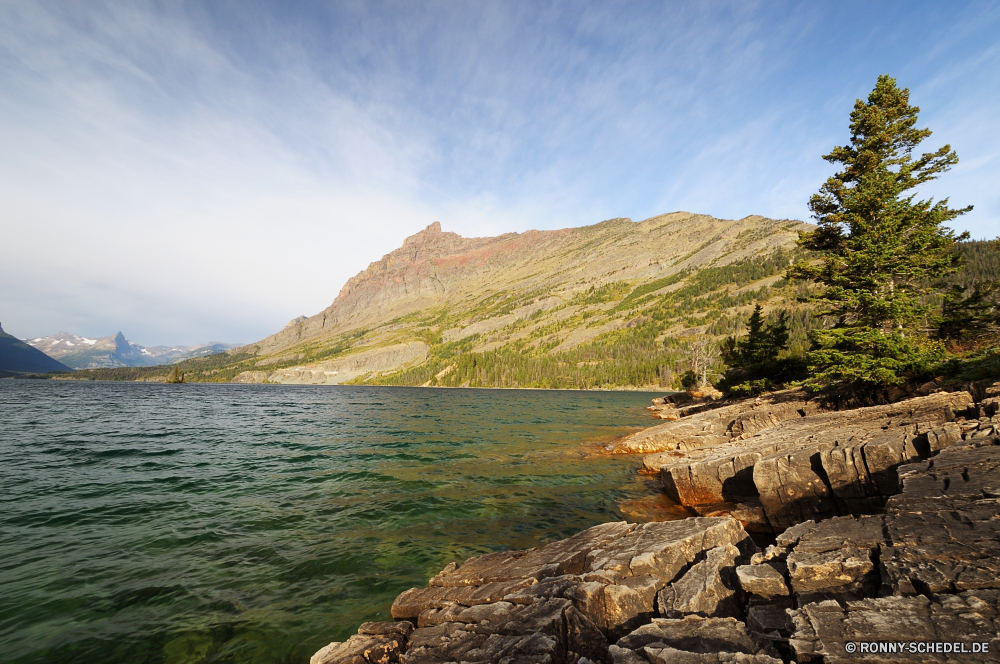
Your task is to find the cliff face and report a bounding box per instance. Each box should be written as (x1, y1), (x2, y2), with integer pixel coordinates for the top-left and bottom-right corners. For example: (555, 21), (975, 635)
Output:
(243, 212), (811, 381)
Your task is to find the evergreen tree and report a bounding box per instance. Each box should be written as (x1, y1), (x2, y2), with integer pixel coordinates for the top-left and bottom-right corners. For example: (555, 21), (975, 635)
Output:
(718, 304), (800, 395)
(938, 238), (1000, 345)
(789, 75), (971, 395)
(722, 304), (789, 368)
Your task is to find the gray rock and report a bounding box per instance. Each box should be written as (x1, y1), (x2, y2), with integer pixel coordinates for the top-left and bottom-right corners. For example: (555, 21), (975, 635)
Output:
(735, 563), (789, 599)
(312, 625), (411, 664)
(789, 592), (1000, 663)
(401, 598), (606, 664)
(608, 644), (647, 664)
(648, 392), (974, 532)
(880, 439), (1000, 595)
(781, 515), (884, 599)
(745, 599), (793, 634)
(613, 389), (815, 456)
(643, 646), (782, 663)
(616, 616), (779, 660)
(658, 544), (744, 618)
(315, 517), (758, 664)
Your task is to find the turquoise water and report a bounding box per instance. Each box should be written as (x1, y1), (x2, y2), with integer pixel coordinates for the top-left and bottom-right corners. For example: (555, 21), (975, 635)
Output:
(0, 381), (665, 664)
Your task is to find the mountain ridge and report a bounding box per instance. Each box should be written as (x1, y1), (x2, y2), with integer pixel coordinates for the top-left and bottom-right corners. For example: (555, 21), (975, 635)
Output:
(0, 323), (71, 375)
(27, 332), (238, 369)
(228, 211), (813, 386)
(50, 211), (818, 387)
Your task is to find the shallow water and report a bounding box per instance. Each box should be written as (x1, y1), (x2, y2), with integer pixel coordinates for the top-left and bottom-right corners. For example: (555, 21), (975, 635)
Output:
(0, 381), (668, 663)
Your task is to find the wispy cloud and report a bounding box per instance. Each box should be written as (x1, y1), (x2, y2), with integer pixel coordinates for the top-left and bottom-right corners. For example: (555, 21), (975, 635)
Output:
(1, 1), (997, 344)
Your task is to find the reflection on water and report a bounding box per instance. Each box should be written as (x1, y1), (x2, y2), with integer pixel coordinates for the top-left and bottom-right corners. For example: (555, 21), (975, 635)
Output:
(0, 382), (668, 664)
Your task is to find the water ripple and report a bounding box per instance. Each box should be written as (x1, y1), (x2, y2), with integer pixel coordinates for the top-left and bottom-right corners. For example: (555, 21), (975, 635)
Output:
(0, 381), (659, 664)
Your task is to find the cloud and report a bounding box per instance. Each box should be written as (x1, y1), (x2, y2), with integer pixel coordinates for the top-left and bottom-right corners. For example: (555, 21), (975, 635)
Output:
(1, 1), (997, 343)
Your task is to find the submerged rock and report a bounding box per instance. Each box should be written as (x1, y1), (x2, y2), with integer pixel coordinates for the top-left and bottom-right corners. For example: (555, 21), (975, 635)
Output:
(313, 382), (1000, 664)
(315, 518), (758, 663)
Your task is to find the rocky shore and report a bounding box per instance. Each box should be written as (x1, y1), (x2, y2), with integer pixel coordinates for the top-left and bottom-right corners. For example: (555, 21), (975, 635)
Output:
(311, 380), (1000, 664)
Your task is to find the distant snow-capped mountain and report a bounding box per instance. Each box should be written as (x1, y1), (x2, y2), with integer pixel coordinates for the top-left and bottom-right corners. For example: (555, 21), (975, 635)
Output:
(26, 332), (237, 369)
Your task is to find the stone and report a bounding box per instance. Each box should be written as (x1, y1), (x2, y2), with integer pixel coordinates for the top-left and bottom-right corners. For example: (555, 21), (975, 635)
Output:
(779, 516), (884, 599)
(787, 546), (875, 596)
(358, 621), (414, 637)
(611, 389), (814, 456)
(648, 391), (974, 532)
(789, 592), (1000, 663)
(391, 578), (537, 620)
(745, 599), (793, 634)
(658, 544), (744, 618)
(879, 438), (1000, 595)
(401, 598), (607, 664)
(312, 630), (410, 664)
(325, 517), (758, 663)
(923, 421), (963, 453)
(616, 616), (779, 660)
(735, 563), (789, 599)
(608, 644), (647, 664)
(643, 646), (782, 663)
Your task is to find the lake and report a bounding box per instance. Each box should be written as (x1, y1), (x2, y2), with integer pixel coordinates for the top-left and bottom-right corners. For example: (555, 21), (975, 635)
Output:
(0, 381), (668, 663)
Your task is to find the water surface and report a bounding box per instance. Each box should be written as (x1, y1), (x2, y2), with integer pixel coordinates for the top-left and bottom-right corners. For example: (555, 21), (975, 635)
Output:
(0, 381), (663, 663)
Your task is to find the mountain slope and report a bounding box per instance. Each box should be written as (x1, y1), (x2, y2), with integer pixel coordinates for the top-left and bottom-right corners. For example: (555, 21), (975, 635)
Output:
(0, 324), (70, 375)
(27, 332), (237, 369)
(153, 211), (809, 387)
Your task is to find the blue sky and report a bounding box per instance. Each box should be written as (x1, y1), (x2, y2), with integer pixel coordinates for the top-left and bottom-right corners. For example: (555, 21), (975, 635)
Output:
(2, 1), (998, 345)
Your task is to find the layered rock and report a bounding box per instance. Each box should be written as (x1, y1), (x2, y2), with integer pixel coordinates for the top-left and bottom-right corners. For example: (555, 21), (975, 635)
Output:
(637, 390), (978, 532)
(313, 518), (765, 663)
(235, 214), (811, 383)
(312, 382), (1000, 664)
(732, 435), (1000, 662)
(611, 390), (817, 457)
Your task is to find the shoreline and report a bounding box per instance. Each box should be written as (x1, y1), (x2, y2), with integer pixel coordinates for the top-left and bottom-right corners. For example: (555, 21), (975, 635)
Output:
(313, 378), (1000, 663)
(4, 375), (675, 394)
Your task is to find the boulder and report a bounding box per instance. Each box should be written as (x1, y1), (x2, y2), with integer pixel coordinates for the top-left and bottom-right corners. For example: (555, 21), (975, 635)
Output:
(735, 563), (789, 599)
(386, 518), (757, 648)
(311, 621), (413, 664)
(614, 616), (781, 662)
(789, 593), (1000, 663)
(610, 390), (814, 456)
(657, 544), (745, 619)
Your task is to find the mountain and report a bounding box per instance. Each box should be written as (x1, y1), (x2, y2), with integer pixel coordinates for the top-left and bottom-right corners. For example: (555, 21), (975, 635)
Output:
(140, 211), (809, 388)
(26, 332), (237, 370)
(0, 323), (71, 375)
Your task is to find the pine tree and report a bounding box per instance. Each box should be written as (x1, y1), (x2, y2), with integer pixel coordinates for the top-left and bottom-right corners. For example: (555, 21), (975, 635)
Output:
(789, 75), (971, 395)
(939, 238), (1000, 345)
(718, 304), (800, 395)
(722, 304), (789, 368)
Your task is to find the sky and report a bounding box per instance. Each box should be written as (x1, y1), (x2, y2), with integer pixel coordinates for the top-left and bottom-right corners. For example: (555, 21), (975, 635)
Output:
(2, 1), (998, 346)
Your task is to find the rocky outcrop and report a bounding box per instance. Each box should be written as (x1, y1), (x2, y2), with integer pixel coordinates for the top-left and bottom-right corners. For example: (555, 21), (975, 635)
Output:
(233, 342), (428, 385)
(313, 518), (766, 663)
(312, 382), (1000, 663)
(647, 390), (725, 421)
(611, 389), (818, 457)
(391, 519), (755, 639)
(731, 434), (1000, 662)
(634, 390), (980, 533)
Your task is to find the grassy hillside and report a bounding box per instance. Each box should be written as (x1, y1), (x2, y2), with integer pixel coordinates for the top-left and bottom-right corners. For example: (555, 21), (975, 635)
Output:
(51, 212), (996, 390)
(51, 238), (993, 390)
